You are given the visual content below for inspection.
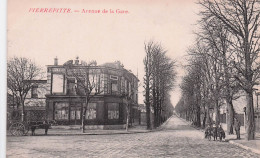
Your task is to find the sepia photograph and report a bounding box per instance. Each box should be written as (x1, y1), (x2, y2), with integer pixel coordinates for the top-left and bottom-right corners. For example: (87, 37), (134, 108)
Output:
(4, 0), (260, 157)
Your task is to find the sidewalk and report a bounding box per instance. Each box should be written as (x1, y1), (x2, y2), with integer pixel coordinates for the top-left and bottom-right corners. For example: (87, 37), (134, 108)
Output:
(7, 116), (173, 137)
(221, 123), (260, 155)
(175, 114), (260, 155)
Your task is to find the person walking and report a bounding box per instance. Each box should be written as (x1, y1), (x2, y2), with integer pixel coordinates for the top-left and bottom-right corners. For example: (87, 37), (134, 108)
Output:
(217, 124), (225, 141)
(212, 123), (218, 141)
(234, 118), (241, 139)
(43, 120), (49, 135)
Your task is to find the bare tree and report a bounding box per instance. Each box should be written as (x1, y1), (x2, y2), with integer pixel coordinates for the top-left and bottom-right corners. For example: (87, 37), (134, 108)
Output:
(143, 41), (154, 130)
(7, 56), (43, 121)
(64, 59), (102, 133)
(199, 0), (260, 140)
(144, 41), (176, 129)
(198, 17), (242, 134)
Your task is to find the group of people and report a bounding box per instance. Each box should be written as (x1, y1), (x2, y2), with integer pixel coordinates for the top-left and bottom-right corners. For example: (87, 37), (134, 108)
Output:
(205, 117), (241, 141)
(205, 124), (225, 141)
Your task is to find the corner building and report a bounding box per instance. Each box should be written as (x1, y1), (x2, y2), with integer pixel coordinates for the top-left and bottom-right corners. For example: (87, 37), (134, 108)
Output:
(45, 58), (139, 129)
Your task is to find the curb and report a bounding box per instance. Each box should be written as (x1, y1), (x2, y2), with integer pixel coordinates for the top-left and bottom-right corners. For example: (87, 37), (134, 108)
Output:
(6, 130), (152, 137)
(229, 140), (260, 155)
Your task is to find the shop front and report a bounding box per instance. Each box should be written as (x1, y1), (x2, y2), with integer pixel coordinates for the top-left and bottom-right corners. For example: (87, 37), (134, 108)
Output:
(46, 95), (130, 129)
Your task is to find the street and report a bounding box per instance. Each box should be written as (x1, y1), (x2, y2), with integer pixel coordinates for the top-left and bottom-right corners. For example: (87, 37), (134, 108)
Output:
(6, 115), (260, 158)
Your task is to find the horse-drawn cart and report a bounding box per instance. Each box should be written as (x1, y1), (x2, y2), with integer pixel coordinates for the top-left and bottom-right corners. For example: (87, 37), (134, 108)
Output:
(8, 109), (55, 136)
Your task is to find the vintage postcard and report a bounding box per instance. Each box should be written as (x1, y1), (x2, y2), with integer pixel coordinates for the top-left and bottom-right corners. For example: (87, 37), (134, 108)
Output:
(5, 0), (260, 157)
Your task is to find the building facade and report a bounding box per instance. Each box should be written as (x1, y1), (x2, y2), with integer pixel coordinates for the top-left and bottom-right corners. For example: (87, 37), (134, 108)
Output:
(44, 58), (139, 129)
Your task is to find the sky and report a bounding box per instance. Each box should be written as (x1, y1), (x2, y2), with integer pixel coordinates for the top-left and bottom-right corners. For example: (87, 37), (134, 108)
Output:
(7, 0), (201, 106)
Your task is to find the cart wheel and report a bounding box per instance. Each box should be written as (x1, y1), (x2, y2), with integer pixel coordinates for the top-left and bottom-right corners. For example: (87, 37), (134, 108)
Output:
(9, 122), (25, 136)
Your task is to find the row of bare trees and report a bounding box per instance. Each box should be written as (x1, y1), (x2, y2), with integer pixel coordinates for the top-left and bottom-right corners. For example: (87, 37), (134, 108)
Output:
(143, 41), (176, 129)
(176, 0), (260, 140)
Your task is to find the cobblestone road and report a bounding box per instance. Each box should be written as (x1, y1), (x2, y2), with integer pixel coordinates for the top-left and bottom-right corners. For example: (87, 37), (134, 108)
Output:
(6, 115), (260, 158)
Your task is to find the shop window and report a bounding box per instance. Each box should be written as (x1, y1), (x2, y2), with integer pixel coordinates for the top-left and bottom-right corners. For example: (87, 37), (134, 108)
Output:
(55, 102), (69, 120)
(108, 103), (119, 119)
(31, 85), (38, 98)
(71, 106), (81, 120)
(86, 103), (96, 119)
(52, 74), (64, 94)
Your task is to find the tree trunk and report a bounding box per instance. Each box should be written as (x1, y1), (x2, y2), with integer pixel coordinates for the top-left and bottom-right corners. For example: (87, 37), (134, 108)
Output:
(82, 101), (88, 133)
(226, 99), (234, 134)
(126, 104), (129, 131)
(146, 103), (151, 130)
(214, 101), (220, 126)
(245, 92), (255, 140)
(81, 107), (86, 133)
(196, 105), (201, 127)
(206, 106), (211, 125)
(21, 98), (25, 122)
(203, 113), (206, 128)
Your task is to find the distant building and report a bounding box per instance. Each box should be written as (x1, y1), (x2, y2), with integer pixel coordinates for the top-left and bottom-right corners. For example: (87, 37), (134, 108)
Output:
(219, 90), (260, 131)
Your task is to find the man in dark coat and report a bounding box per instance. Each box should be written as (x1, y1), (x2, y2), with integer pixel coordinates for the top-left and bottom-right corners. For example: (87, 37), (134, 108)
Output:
(234, 118), (241, 139)
(217, 125), (225, 141)
(43, 120), (49, 135)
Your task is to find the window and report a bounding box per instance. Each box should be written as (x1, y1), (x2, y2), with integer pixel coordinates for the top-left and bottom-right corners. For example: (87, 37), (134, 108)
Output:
(31, 85), (38, 98)
(108, 103), (119, 119)
(128, 82), (131, 96)
(125, 80), (128, 95)
(121, 77), (125, 94)
(55, 102), (69, 120)
(86, 103), (97, 119)
(67, 78), (76, 95)
(111, 80), (118, 94)
(110, 75), (118, 94)
(110, 75), (118, 80)
(70, 106), (81, 120)
(52, 74), (64, 93)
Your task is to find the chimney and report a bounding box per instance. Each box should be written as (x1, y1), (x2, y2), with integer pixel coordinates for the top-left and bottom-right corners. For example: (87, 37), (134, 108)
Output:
(54, 57), (58, 65)
(75, 56), (79, 65)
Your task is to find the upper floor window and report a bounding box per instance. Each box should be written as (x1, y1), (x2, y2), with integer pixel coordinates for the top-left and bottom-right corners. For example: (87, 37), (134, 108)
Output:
(52, 74), (64, 94)
(31, 85), (38, 98)
(110, 75), (118, 94)
(110, 75), (118, 80)
(67, 78), (76, 95)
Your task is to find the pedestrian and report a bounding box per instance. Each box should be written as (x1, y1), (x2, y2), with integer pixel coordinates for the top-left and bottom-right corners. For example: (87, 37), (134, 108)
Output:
(30, 121), (37, 136)
(205, 124), (211, 139)
(217, 124), (225, 141)
(234, 118), (241, 139)
(43, 120), (49, 135)
(212, 123), (218, 141)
